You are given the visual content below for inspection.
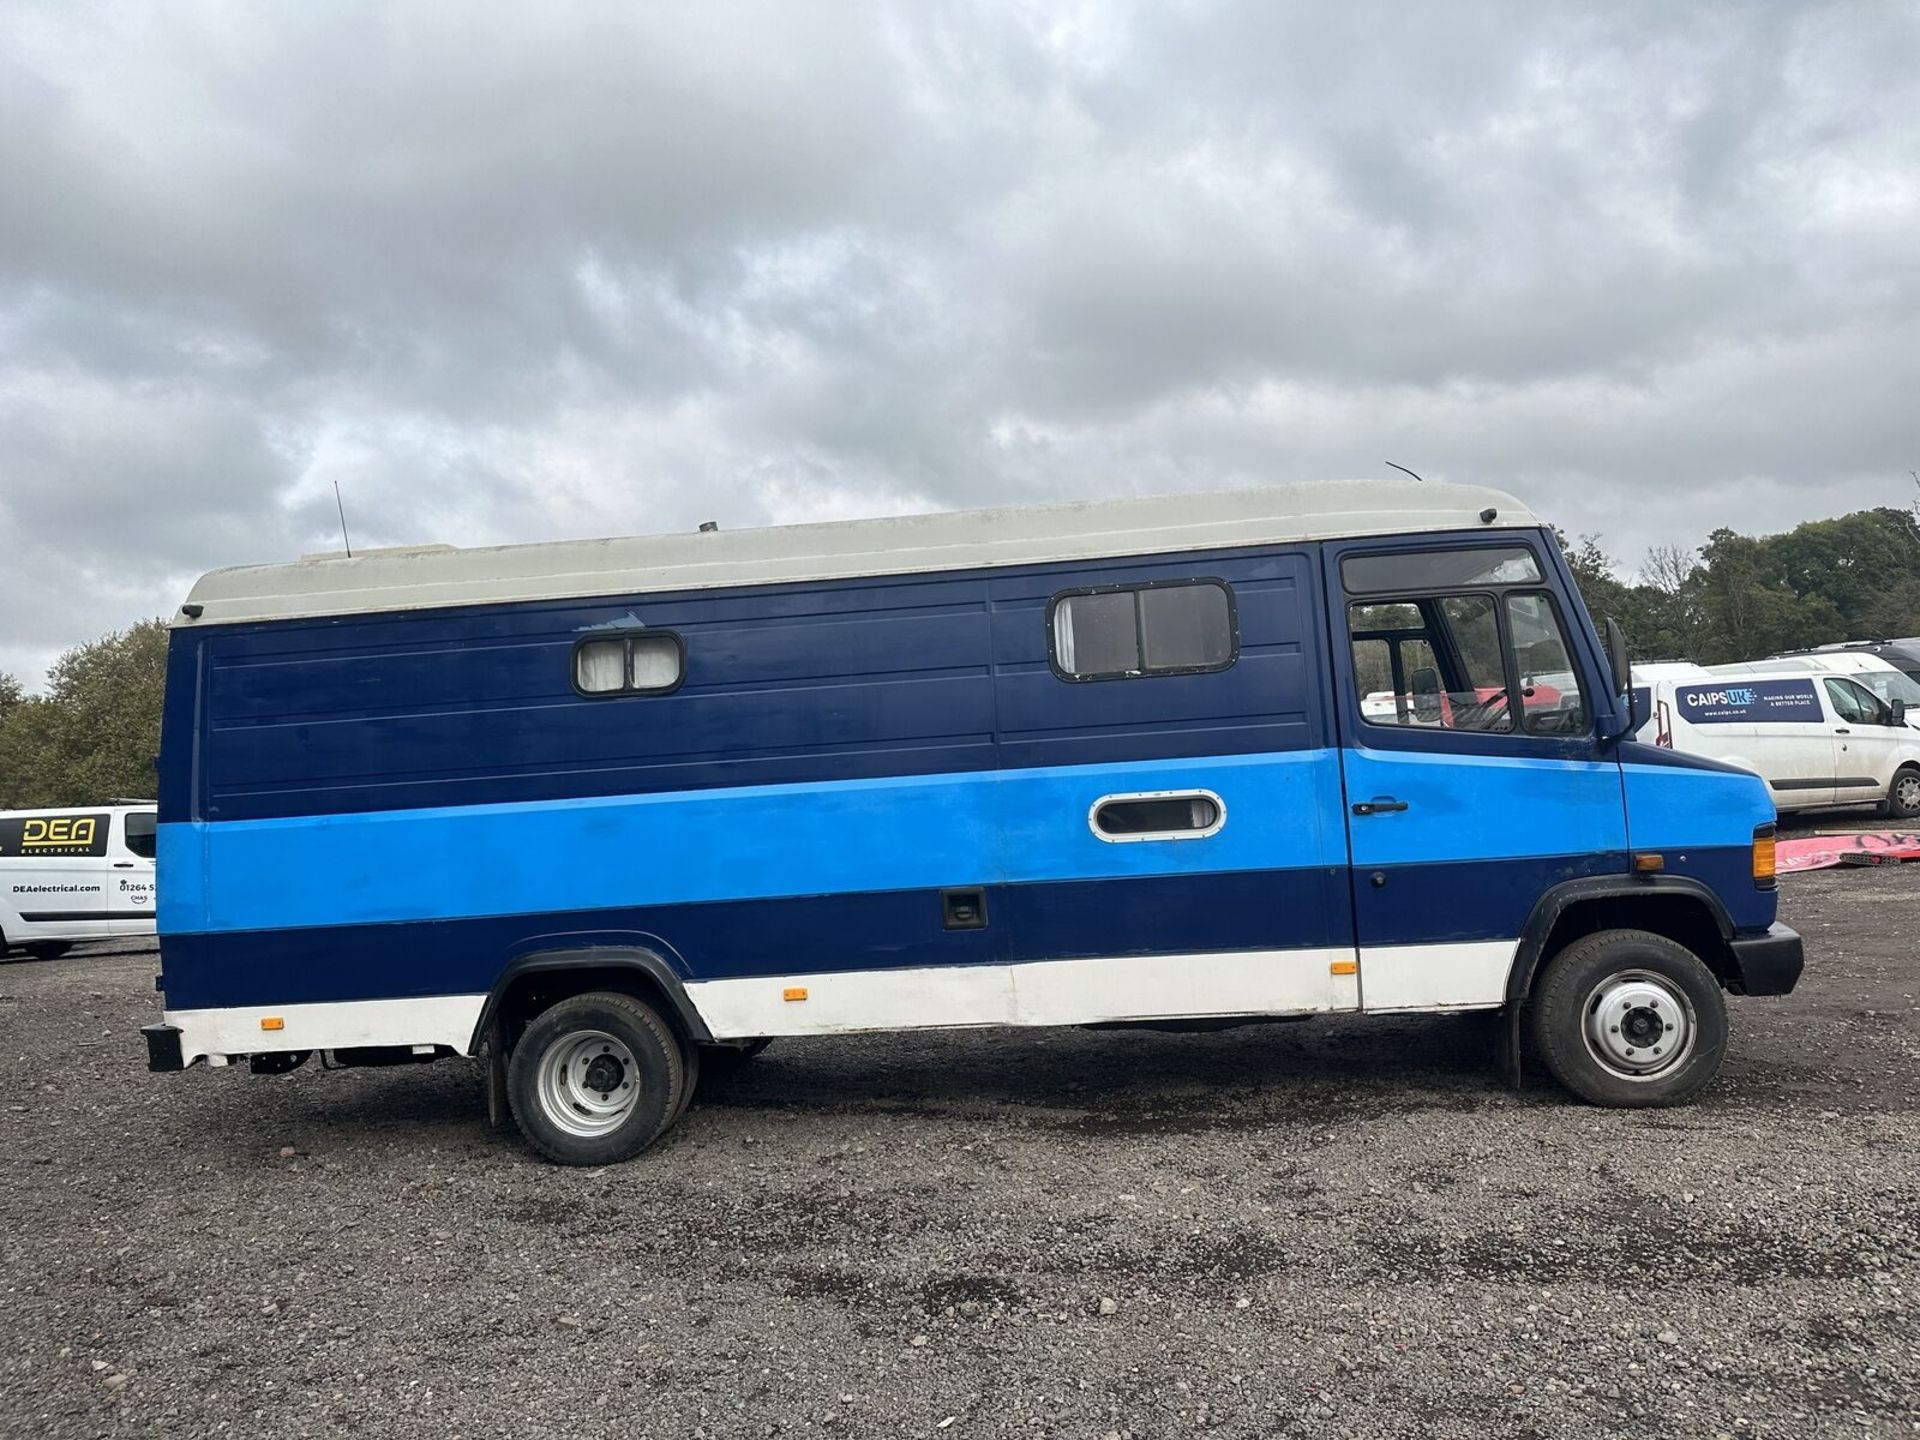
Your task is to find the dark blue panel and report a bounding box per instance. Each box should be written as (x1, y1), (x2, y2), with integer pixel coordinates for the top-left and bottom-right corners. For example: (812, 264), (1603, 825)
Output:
(1615, 740), (1760, 777)
(1662, 845), (1776, 934)
(1357, 852), (1628, 947)
(167, 542), (1329, 823)
(1354, 846), (1771, 946)
(157, 637), (201, 824)
(156, 867), (1351, 1011)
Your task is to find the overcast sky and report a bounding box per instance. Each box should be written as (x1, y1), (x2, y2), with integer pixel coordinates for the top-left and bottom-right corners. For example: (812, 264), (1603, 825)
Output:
(2, 2), (1916, 687)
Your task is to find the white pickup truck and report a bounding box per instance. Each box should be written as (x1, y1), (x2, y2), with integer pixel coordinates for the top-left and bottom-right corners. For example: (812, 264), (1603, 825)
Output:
(0, 804), (157, 959)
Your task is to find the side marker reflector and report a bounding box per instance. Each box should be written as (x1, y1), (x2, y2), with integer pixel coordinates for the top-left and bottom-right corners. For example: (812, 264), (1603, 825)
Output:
(260, 1017), (285, 1032)
(782, 987), (808, 1003)
(1329, 960), (1358, 976)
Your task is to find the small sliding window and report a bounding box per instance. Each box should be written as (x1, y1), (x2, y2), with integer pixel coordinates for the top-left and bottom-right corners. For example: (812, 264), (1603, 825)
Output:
(1048, 579), (1237, 682)
(571, 631), (686, 698)
(1089, 789), (1226, 842)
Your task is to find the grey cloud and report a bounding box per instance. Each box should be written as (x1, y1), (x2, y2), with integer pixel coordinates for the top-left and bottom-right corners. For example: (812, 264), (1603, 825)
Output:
(1, 0), (1916, 685)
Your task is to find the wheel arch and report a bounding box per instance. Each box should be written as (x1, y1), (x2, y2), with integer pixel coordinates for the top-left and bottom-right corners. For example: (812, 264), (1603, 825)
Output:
(468, 943), (713, 1056)
(1505, 876), (1738, 1005)
(1889, 762), (1920, 816)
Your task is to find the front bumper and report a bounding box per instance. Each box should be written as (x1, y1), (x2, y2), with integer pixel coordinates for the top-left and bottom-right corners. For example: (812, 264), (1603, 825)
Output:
(1727, 922), (1804, 996)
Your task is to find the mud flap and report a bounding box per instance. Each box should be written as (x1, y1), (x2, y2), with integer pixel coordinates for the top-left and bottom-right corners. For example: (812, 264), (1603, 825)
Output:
(482, 1022), (508, 1129)
(1497, 1002), (1525, 1091)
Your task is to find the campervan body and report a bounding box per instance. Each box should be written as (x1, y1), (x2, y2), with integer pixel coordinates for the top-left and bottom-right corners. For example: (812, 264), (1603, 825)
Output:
(1, 804), (158, 958)
(1641, 668), (1920, 818)
(143, 480), (1802, 1165)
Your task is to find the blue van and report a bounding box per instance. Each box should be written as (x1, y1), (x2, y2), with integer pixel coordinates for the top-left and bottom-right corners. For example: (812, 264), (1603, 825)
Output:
(142, 480), (1802, 1164)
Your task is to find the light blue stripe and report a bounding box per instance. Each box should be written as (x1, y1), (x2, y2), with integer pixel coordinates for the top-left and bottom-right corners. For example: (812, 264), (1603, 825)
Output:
(160, 749), (1773, 939)
(1341, 745), (1628, 867)
(1621, 760), (1773, 849)
(161, 752), (1351, 936)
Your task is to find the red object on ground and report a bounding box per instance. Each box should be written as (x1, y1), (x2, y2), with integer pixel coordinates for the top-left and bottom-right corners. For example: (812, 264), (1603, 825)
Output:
(1777, 832), (1920, 873)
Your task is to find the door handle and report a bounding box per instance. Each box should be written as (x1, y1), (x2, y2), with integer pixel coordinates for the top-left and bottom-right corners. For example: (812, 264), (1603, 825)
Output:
(1835, 728), (1851, 735)
(1352, 797), (1409, 816)
(113, 861), (136, 869)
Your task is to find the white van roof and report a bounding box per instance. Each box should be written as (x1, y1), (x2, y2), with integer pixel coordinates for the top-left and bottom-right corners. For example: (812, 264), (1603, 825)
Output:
(1711, 654), (1900, 677)
(1631, 662), (1715, 683)
(176, 478), (1538, 627)
(0, 803), (153, 819)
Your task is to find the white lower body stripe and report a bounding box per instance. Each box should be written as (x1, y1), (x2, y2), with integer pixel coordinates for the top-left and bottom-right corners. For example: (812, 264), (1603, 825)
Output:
(690, 948), (1363, 1038)
(160, 941), (1521, 1060)
(1358, 940), (1519, 1013)
(165, 994), (485, 1066)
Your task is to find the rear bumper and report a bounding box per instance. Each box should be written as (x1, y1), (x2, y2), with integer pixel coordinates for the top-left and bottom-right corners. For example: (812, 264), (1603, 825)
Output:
(141, 1023), (185, 1072)
(1727, 923), (1804, 996)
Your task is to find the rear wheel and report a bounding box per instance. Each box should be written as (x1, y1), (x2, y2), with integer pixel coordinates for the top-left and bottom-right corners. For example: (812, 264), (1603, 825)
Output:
(23, 941), (73, 961)
(1530, 929), (1727, 1107)
(506, 991), (687, 1165)
(1887, 766), (1920, 820)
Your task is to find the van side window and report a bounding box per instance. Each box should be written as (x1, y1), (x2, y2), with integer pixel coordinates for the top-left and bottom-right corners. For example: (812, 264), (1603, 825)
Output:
(1824, 676), (1887, 726)
(1050, 581), (1236, 681)
(123, 810), (158, 859)
(571, 632), (685, 697)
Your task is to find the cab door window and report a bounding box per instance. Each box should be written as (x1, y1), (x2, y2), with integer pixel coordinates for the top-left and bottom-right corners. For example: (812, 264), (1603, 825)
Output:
(1343, 545), (1588, 738)
(1506, 594), (1590, 735)
(1824, 676), (1889, 726)
(1348, 597), (1512, 733)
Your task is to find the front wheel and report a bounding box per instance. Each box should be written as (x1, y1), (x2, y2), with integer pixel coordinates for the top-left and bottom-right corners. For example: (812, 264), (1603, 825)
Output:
(1887, 766), (1920, 820)
(1530, 929), (1728, 1107)
(506, 991), (688, 1165)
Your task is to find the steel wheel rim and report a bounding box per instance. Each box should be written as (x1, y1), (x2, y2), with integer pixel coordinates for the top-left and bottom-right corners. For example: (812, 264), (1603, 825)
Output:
(536, 1028), (642, 1138)
(1897, 774), (1920, 810)
(1581, 969), (1696, 1080)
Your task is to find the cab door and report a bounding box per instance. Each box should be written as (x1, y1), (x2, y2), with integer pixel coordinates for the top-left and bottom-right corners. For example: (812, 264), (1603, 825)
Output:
(108, 809), (158, 935)
(1324, 535), (1630, 1012)
(1824, 676), (1903, 807)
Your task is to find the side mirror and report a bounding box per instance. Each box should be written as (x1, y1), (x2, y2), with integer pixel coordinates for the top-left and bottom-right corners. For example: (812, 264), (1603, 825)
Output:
(1603, 615), (1631, 697)
(1410, 666), (1444, 724)
(1891, 699), (1907, 727)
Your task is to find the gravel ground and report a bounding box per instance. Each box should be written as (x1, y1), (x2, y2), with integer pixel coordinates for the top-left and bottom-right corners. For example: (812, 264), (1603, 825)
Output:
(1, 870), (1915, 1439)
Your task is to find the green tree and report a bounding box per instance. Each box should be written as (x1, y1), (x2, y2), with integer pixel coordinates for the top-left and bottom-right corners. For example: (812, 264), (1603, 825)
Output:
(0, 621), (168, 807)
(1770, 508), (1920, 640)
(1694, 528), (1847, 663)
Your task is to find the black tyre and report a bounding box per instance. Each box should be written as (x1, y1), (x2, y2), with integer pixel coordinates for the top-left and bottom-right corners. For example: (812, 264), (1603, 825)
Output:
(1887, 767), (1920, 820)
(1530, 928), (1728, 1107)
(670, 1036), (702, 1124)
(506, 991), (687, 1166)
(24, 941), (73, 961)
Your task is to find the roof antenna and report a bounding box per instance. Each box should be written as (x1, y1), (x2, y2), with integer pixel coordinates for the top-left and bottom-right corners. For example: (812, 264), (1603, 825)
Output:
(1383, 461), (1425, 483)
(333, 481), (353, 559)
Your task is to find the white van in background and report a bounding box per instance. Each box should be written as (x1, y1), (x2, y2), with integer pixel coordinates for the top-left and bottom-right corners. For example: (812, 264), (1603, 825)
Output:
(1640, 671), (1920, 818)
(0, 804), (157, 959)
(1708, 653), (1920, 728)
